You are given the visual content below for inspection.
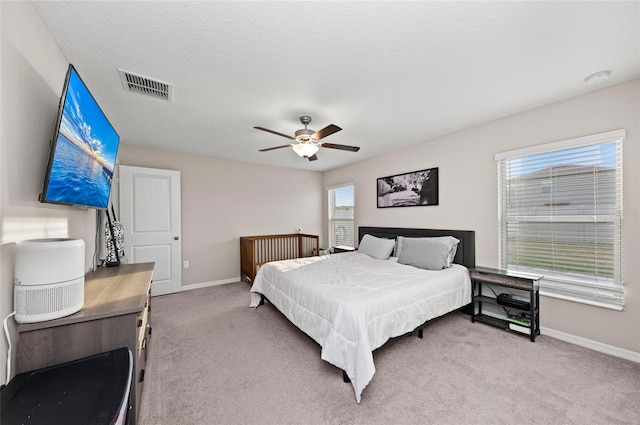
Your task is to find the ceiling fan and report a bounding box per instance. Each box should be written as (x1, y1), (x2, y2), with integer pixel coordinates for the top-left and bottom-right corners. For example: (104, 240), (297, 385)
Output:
(255, 116), (360, 161)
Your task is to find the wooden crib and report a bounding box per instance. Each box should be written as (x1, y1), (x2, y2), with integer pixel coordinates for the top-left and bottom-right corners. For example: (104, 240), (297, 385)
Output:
(240, 233), (320, 283)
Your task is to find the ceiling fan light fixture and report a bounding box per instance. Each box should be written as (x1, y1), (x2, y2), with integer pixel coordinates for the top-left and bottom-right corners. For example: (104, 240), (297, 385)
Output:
(295, 128), (315, 142)
(255, 115), (359, 160)
(292, 143), (319, 158)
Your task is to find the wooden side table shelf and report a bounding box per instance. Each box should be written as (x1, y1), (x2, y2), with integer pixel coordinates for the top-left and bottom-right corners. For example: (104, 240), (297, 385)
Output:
(470, 266), (541, 342)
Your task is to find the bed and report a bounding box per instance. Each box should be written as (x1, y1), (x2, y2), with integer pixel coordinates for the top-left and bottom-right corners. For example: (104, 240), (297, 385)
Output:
(249, 227), (475, 403)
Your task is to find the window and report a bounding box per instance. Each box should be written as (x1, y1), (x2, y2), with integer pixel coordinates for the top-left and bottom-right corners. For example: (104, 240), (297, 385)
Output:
(328, 184), (355, 248)
(495, 130), (624, 310)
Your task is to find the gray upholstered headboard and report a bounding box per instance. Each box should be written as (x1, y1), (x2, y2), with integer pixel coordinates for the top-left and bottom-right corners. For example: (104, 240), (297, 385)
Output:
(358, 227), (475, 269)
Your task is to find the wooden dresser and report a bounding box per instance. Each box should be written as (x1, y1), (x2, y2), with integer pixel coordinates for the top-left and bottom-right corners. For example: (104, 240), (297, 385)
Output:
(15, 262), (154, 425)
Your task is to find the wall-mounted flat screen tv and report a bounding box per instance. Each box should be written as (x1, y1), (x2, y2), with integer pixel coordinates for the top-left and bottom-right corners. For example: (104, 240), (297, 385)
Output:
(40, 64), (120, 210)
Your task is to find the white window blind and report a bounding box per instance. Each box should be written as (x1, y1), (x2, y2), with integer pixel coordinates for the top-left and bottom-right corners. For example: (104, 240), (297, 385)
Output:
(495, 130), (624, 310)
(328, 184), (355, 248)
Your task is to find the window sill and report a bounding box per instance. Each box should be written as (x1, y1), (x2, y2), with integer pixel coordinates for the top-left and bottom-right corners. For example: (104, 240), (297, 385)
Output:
(539, 289), (624, 311)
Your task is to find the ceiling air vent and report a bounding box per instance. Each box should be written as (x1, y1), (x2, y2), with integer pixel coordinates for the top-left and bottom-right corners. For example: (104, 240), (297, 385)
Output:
(118, 69), (173, 101)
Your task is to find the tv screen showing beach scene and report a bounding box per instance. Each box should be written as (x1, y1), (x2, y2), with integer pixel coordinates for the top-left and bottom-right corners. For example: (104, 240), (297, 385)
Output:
(41, 65), (120, 209)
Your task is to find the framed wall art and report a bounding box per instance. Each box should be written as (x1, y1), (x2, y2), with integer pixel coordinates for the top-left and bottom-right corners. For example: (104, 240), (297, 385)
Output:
(377, 167), (439, 208)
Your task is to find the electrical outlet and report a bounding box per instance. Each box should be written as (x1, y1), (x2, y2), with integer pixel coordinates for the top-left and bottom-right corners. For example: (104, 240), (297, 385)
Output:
(183, 260), (189, 269)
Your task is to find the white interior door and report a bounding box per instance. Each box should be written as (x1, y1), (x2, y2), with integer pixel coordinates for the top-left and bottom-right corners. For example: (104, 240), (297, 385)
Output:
(119, 165), (182, 296)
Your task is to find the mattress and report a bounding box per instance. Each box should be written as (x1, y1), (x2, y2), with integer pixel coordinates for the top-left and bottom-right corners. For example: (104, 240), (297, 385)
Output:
(249, 252), (471, 403)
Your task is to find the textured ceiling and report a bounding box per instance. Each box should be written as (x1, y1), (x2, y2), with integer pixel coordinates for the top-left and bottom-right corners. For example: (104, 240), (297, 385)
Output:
(31, 1), (640, 172)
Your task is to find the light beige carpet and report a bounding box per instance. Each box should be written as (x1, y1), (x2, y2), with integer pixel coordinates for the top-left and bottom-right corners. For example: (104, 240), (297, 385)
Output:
(139, 282), (640, 425)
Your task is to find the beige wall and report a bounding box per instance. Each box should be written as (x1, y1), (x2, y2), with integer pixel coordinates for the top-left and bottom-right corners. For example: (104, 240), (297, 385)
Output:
(0, 2), (99, 383)
(117, 145), (323, 286)
(324, 79), (640, 354)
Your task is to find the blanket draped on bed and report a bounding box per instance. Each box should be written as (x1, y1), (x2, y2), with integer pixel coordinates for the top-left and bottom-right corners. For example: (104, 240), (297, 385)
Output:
(249, 252), (471, 403)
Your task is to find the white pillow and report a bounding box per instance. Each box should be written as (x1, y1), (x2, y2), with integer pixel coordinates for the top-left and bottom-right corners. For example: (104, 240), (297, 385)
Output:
(357, 234), (396, 260)
(396, 236), (460, 270)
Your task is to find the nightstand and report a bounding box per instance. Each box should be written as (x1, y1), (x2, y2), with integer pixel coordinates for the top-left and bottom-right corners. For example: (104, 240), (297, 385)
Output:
(470, 267), (541, 342)
(333, 245), (355, 253)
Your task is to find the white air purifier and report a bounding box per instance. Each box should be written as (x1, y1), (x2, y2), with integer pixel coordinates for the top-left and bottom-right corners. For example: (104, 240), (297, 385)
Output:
(14, 238), (85, 323)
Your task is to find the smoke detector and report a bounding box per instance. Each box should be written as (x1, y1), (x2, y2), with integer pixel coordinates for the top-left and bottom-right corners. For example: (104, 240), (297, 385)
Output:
(584, 70), (611, 86)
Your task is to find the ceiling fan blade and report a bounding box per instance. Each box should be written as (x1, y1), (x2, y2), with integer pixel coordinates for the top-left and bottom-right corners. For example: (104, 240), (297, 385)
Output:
(308, 154), (318, 161)
(259, 144), (292, 152)
(312, 124), (342, 140)
(321, 142), (360, 152)
(254, 126), (295, 140)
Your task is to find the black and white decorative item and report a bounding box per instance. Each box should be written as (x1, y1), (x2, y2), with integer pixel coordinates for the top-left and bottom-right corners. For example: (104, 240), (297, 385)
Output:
(105, 206), (124, 267)
(377, 167), (439, 208)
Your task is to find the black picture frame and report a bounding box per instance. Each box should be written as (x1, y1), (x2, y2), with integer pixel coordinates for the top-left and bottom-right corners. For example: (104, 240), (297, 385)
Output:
(377, 167), (439, 208)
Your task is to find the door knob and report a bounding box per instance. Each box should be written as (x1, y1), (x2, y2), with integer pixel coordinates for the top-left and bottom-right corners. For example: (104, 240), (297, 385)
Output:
(174, 236), (180, 240)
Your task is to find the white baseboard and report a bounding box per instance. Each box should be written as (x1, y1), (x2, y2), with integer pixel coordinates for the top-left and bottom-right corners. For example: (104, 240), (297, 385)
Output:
(182, 277), (241, 291)
(541, 326), (640, 363)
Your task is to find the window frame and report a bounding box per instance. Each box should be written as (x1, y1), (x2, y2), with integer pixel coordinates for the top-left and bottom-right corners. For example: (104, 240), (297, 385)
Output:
(327, 183), (355, 249)
(495, 129), (625, 310)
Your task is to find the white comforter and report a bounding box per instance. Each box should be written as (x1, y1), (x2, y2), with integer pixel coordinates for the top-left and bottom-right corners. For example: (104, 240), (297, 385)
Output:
(249, 252), (471, 403)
